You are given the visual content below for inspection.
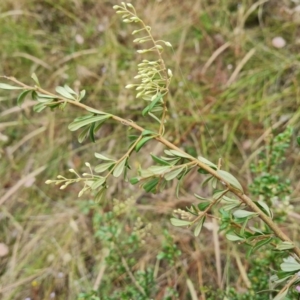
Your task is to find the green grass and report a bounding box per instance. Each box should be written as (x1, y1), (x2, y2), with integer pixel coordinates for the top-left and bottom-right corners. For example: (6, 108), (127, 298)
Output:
(1, 0), (300, 299)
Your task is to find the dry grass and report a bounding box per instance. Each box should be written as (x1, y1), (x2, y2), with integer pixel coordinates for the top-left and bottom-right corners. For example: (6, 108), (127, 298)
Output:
(1, 0), (300, 299)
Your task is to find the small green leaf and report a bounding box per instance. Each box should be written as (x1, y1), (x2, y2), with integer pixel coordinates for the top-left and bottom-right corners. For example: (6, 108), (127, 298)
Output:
(56, 86), (76, 100)
(63, 85), (77, 95)
(149, 93), (163, 109)
(197, 156), (217, 169)
(170, 218), (192, 227)
(31, 90), (38, 100)
(233, 210), (258, 219)
(297, 136), (300, 146)
(251, 237), (273, 254)
(211, 177), (218, 189)
(89, 122), (96, 142)
(94, 187), (106, 203)
(143, 178), (159, 193)
(223, 202), (240, 211)
(79, 89), (86, 101)
(0, 83), (22, 90)
(212, 189), (227, 200)
(151, 154), (171, 166)
(92, 120), (105, 139)
(78, 126), (90, 143)
(185, 205), (198, 216)
(194, 217), (205, 237)
(59, 101), (67, 110)
(164, 167), (184, 181)
(148, 165), (171, 175)
(94, 162), (115, 173)
(217, 169), (244, 192)
(141, 130), (157, 136)
(95, 153), (114, 161)
(113, 158), (127, 178)
(164, 149), (175, 156)
(31, 73), (40, 86)
(17, 90), (30, 106)
(91, 178), (106, 190)
(198, 202), (210, 211)
(36, 93), (54, 99)
(276, 241), (295, 251)
(135, 136), (153, 152)
(36, 96), (53, 103)
(249, 226), (264, 235)
(226, 231), (245, 241)
(130, 177), (139, 184)
(129, 135), (139, 142)
(280, 256), (300, 272)
(201, 176), (214, 188)
(256, 200), (272, 218)
(68, 114), (110, 131)
(176, 168), (189, 198)
(197, 168), (209, 174)
(169, 149), (191, 159)
(86, 107), (107, 114)
(148, 112), (162, 125)
(33, 103), (47, 112)
(194, 193), (210, 201)
(142, 105), (150, 116)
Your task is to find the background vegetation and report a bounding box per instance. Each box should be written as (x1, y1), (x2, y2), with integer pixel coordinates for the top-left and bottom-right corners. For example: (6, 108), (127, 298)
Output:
(0, 0), (300, 299)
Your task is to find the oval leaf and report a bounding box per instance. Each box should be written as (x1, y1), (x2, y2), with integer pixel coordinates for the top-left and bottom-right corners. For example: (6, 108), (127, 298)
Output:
(164, 167), (184, 181)
(150, 154), (171, 166)
(31, 73), (40, 86)
(78, 126), (90, 143)
(256, 200), (272, 218)
(276, 241), (295, 251)
(68, 114), (110, 131)
(113, 158), (127, 178)
(135, 136), (153, 152)
(91, 178), (106, 190)
(170, 218), (192, 227)
(194, 217), (205, 237)
(197, 156), (217, 169)
(217, 169), (243, 192)
(0, 83), (22, 90)
(169, 150), (191, 159)
(33, 103), (47, 112)
(56, 86), (76, 100)
(233, 210), (258, 219)
(143, 178), (159, 193)
(94, 162), (115, 173)
(17, 90), (31, 106)
(226, 232), (245, 241)
(95, 153), (114, 161)
(148, 165), (171, 175)
(213, 189), (226, 200)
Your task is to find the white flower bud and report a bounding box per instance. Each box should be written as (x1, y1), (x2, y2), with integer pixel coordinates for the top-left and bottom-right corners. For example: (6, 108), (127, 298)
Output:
(164, 41), (172, 47)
